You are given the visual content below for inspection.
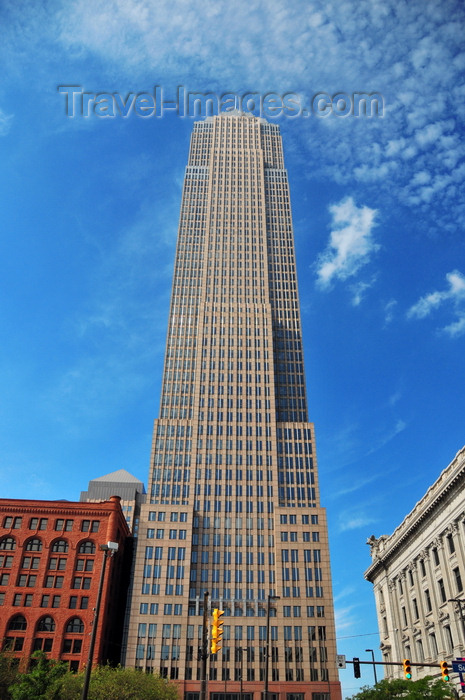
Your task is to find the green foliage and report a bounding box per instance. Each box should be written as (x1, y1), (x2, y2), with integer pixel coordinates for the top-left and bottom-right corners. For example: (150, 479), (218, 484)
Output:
(347, 676), (456, 700)
(2, 657), (178, 700)
(50, 665), (180, 700)
(8, 651), (68, 700)
(0, 651), (20, 700)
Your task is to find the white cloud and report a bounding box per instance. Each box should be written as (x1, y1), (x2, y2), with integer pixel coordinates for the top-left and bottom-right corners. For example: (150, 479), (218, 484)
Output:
(407, 270), (465, 336)
(0, 108), (13, 136)
(388, 390), (402, 407)
(316, 197), (379, 288)
(335, 604), (359, 632)
(1, 0), (465, 229)
(333, 474), (379, 498)
(414, 121), (449, 148)
(339, 512), (377, 532)
(366, 419), (407, 456)
(444, 315), (465, 337)
(350, 277), (377, 306)
(384, 299), (397, 324)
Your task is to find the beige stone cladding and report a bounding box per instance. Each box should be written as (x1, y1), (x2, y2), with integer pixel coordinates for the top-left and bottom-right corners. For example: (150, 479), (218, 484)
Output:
(365, 446), (465, 693)
(124, 113), (341, 700)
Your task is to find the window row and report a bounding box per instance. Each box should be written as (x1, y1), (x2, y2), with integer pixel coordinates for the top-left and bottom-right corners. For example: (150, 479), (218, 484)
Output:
(0, 592), (89, 609)
(2, 517), (100, 532)
(0, 537), (97, 553)
(6, 614), (85, 633)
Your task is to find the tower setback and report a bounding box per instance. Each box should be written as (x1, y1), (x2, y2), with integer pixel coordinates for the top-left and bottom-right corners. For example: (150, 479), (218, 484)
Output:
(124, 112), (341, 700)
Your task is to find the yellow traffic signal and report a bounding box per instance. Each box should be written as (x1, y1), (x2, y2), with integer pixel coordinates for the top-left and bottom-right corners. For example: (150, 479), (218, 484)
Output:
(211, 608), (224, 654)
(440, 660), (450, 682)
(403, 659), (412, 680)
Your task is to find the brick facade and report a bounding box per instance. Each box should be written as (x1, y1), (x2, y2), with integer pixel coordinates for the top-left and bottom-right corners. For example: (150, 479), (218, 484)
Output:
(0, 496), (131, 670)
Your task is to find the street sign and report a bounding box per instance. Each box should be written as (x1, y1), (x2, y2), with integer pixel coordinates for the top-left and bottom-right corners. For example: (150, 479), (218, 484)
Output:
(453, 661), (465, 673)
(337, 655), (346, 669)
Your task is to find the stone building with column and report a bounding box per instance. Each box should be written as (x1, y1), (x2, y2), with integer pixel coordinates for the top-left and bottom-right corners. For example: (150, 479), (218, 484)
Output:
(365, 445), (465, 690)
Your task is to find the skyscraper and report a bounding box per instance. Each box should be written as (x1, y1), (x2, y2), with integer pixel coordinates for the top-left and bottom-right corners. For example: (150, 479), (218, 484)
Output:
(124, 112), (341, 700)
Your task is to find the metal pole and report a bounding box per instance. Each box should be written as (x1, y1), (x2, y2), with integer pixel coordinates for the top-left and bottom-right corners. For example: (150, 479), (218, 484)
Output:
(240, 648), (244, 700)
(365, 649), (378, 684)
(264, 595), (279, 700)
(81, 544), (117, 700)
(200, 591), (209, 700)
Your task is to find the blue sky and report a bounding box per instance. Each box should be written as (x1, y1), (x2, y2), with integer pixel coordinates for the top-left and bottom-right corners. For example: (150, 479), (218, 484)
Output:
(1, 1), (464, 696)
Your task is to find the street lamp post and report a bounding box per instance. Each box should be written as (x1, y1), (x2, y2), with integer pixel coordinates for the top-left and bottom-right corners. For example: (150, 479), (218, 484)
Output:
(264, 594), (280, 700)
(240, 648), (244, 700)
(365, 649), (378, 684)
(80, 541), (119, 700)
(240, 647), (247, 700)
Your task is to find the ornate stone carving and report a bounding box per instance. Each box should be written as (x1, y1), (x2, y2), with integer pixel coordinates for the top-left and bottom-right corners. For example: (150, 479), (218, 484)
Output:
(367, 534), (388, 558)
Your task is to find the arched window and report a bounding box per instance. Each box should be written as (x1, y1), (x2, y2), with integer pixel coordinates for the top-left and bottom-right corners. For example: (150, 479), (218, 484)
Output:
(66, 617), (84, 633)
(78, 541), (96, 554)
(25, 538), (42, 552)
(8, 615), (27, 631)
(51, 539), (69, 553)
(0, 537), (16, 551)
(37, 616), (55, 632)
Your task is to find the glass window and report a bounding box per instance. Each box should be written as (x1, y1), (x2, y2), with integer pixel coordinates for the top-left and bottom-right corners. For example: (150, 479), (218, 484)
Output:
(37, 616), (55, 632)
(8, 615), (27, 631)
(51, 539), (68, 553)
(66, 617), (84, 633)
(78, 541), (96, 554)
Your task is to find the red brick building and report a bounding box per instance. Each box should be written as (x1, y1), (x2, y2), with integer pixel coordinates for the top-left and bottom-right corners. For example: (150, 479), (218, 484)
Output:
(0, 496), (131, 670)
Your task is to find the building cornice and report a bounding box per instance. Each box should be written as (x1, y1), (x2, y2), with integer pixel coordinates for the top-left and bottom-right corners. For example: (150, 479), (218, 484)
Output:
(365, 446), (465, 581)
(0, 499), (115, 514)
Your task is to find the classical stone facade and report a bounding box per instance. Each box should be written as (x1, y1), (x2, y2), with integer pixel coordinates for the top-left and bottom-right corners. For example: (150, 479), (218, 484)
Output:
(365, 446), (465, 690)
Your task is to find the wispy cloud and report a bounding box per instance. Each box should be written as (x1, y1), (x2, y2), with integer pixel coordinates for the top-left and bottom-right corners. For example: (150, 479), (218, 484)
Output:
(407, 270), (465, 336)
(2, 0), (465, 228)
(332, 474), (380, 499)
(350, 276), (377, 306)
(42, 195), (177, 436)
(388, 390), (402, 407)
(316, 197), (379, 288)
(338, 511), (377, 532)
(0, 108), (13, 136)
(366, 419), (407, 456)
(335, 603), (360, 632)
(384, 299), (397, 324)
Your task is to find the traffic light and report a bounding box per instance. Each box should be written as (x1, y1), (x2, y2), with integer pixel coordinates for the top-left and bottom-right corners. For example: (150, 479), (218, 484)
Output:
(440, 660), (450, 682)
(403, 659), (412, 680)
(353, 657), (361, 678)
(211, 608), (224, 654)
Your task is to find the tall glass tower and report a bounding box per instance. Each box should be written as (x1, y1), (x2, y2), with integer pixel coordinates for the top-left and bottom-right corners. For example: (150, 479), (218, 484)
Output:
(125, 112), (341, 700)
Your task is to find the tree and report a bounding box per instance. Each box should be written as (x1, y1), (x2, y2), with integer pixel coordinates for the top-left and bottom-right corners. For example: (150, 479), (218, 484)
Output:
(47, 665), (179, 700)
(0, 651), (20, 700)
(347, 676), (456, 700)
(8, 651), (68, 700)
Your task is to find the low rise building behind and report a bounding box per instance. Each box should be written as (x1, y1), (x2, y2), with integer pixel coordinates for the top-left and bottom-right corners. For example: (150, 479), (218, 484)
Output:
(365, 446), (465, 692)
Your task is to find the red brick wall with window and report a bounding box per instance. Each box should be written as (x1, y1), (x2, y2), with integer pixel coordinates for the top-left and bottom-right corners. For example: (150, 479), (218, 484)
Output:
(0, 497), (131, 670)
